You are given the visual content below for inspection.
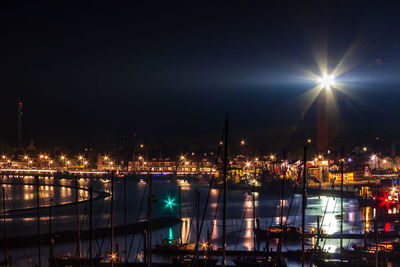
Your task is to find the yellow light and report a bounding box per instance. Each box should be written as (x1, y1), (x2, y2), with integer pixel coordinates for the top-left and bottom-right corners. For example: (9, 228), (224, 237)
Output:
(240, 140), (245, 145)
(180, 156), (185, 160)
(110, 252), (117, 261)
(318, 75), (335, 89)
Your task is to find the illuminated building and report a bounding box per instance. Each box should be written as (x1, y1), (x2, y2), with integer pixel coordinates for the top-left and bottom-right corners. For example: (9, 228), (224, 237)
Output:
(328, 170), (364, 183)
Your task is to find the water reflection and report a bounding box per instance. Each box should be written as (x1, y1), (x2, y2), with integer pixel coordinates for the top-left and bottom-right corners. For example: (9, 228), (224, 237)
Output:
(0, 176), (383, 265)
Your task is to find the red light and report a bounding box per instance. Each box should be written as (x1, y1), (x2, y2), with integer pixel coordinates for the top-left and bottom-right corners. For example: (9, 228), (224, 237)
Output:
(385, 222), (391, 232)
(18, 102), (23, 107)
(378, 193), (391, 208)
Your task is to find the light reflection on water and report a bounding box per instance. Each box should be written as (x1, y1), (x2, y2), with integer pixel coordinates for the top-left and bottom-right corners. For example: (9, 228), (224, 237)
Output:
(0, 177), (383, 266)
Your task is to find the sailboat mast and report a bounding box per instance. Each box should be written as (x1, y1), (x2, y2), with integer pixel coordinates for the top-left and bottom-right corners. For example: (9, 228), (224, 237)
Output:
(222, 116), (228, 267)
(2, 187), (7, 263)
(111, 171), (115, 265)
(340, 147), (344, 253)
(252, 184), (256, 252)
(48, 198), (55, 267)
(301, 146), (307, 267)
(35, 175), (42, 267)
(196, 189), (200, 249)
(279, 168), (285, 253)
(147, 174), (152, 267)
(75, 177), (82, 258)
(375, 188), (379, 267)
(124, 175), (128, 262)
(89, 186), (93, 267)
(179, 186), (182, 244)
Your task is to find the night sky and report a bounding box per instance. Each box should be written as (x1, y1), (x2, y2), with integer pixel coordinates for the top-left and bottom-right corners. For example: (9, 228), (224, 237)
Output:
(1, 1), (400, 150)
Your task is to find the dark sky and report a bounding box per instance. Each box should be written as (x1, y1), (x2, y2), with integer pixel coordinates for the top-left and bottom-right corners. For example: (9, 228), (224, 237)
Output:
(1, 1), (400, 150)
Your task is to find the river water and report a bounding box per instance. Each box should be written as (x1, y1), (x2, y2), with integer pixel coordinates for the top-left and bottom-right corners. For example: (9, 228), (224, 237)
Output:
(0, 176), (372, 266)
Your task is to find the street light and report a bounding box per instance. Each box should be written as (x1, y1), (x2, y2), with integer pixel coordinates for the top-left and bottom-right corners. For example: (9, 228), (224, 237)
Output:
(60, 155), (67, 169)
(371, 154), (377, 169)
(78, 155), (85, 169)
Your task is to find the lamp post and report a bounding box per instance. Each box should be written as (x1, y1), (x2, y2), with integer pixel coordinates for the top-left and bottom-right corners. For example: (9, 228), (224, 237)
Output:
(60, 155), (66, 169)
(270, 155), (275, 177)
(78, 155), (84, 170)
(104, 156), (109, 170)
(371, 155), (377, 169)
